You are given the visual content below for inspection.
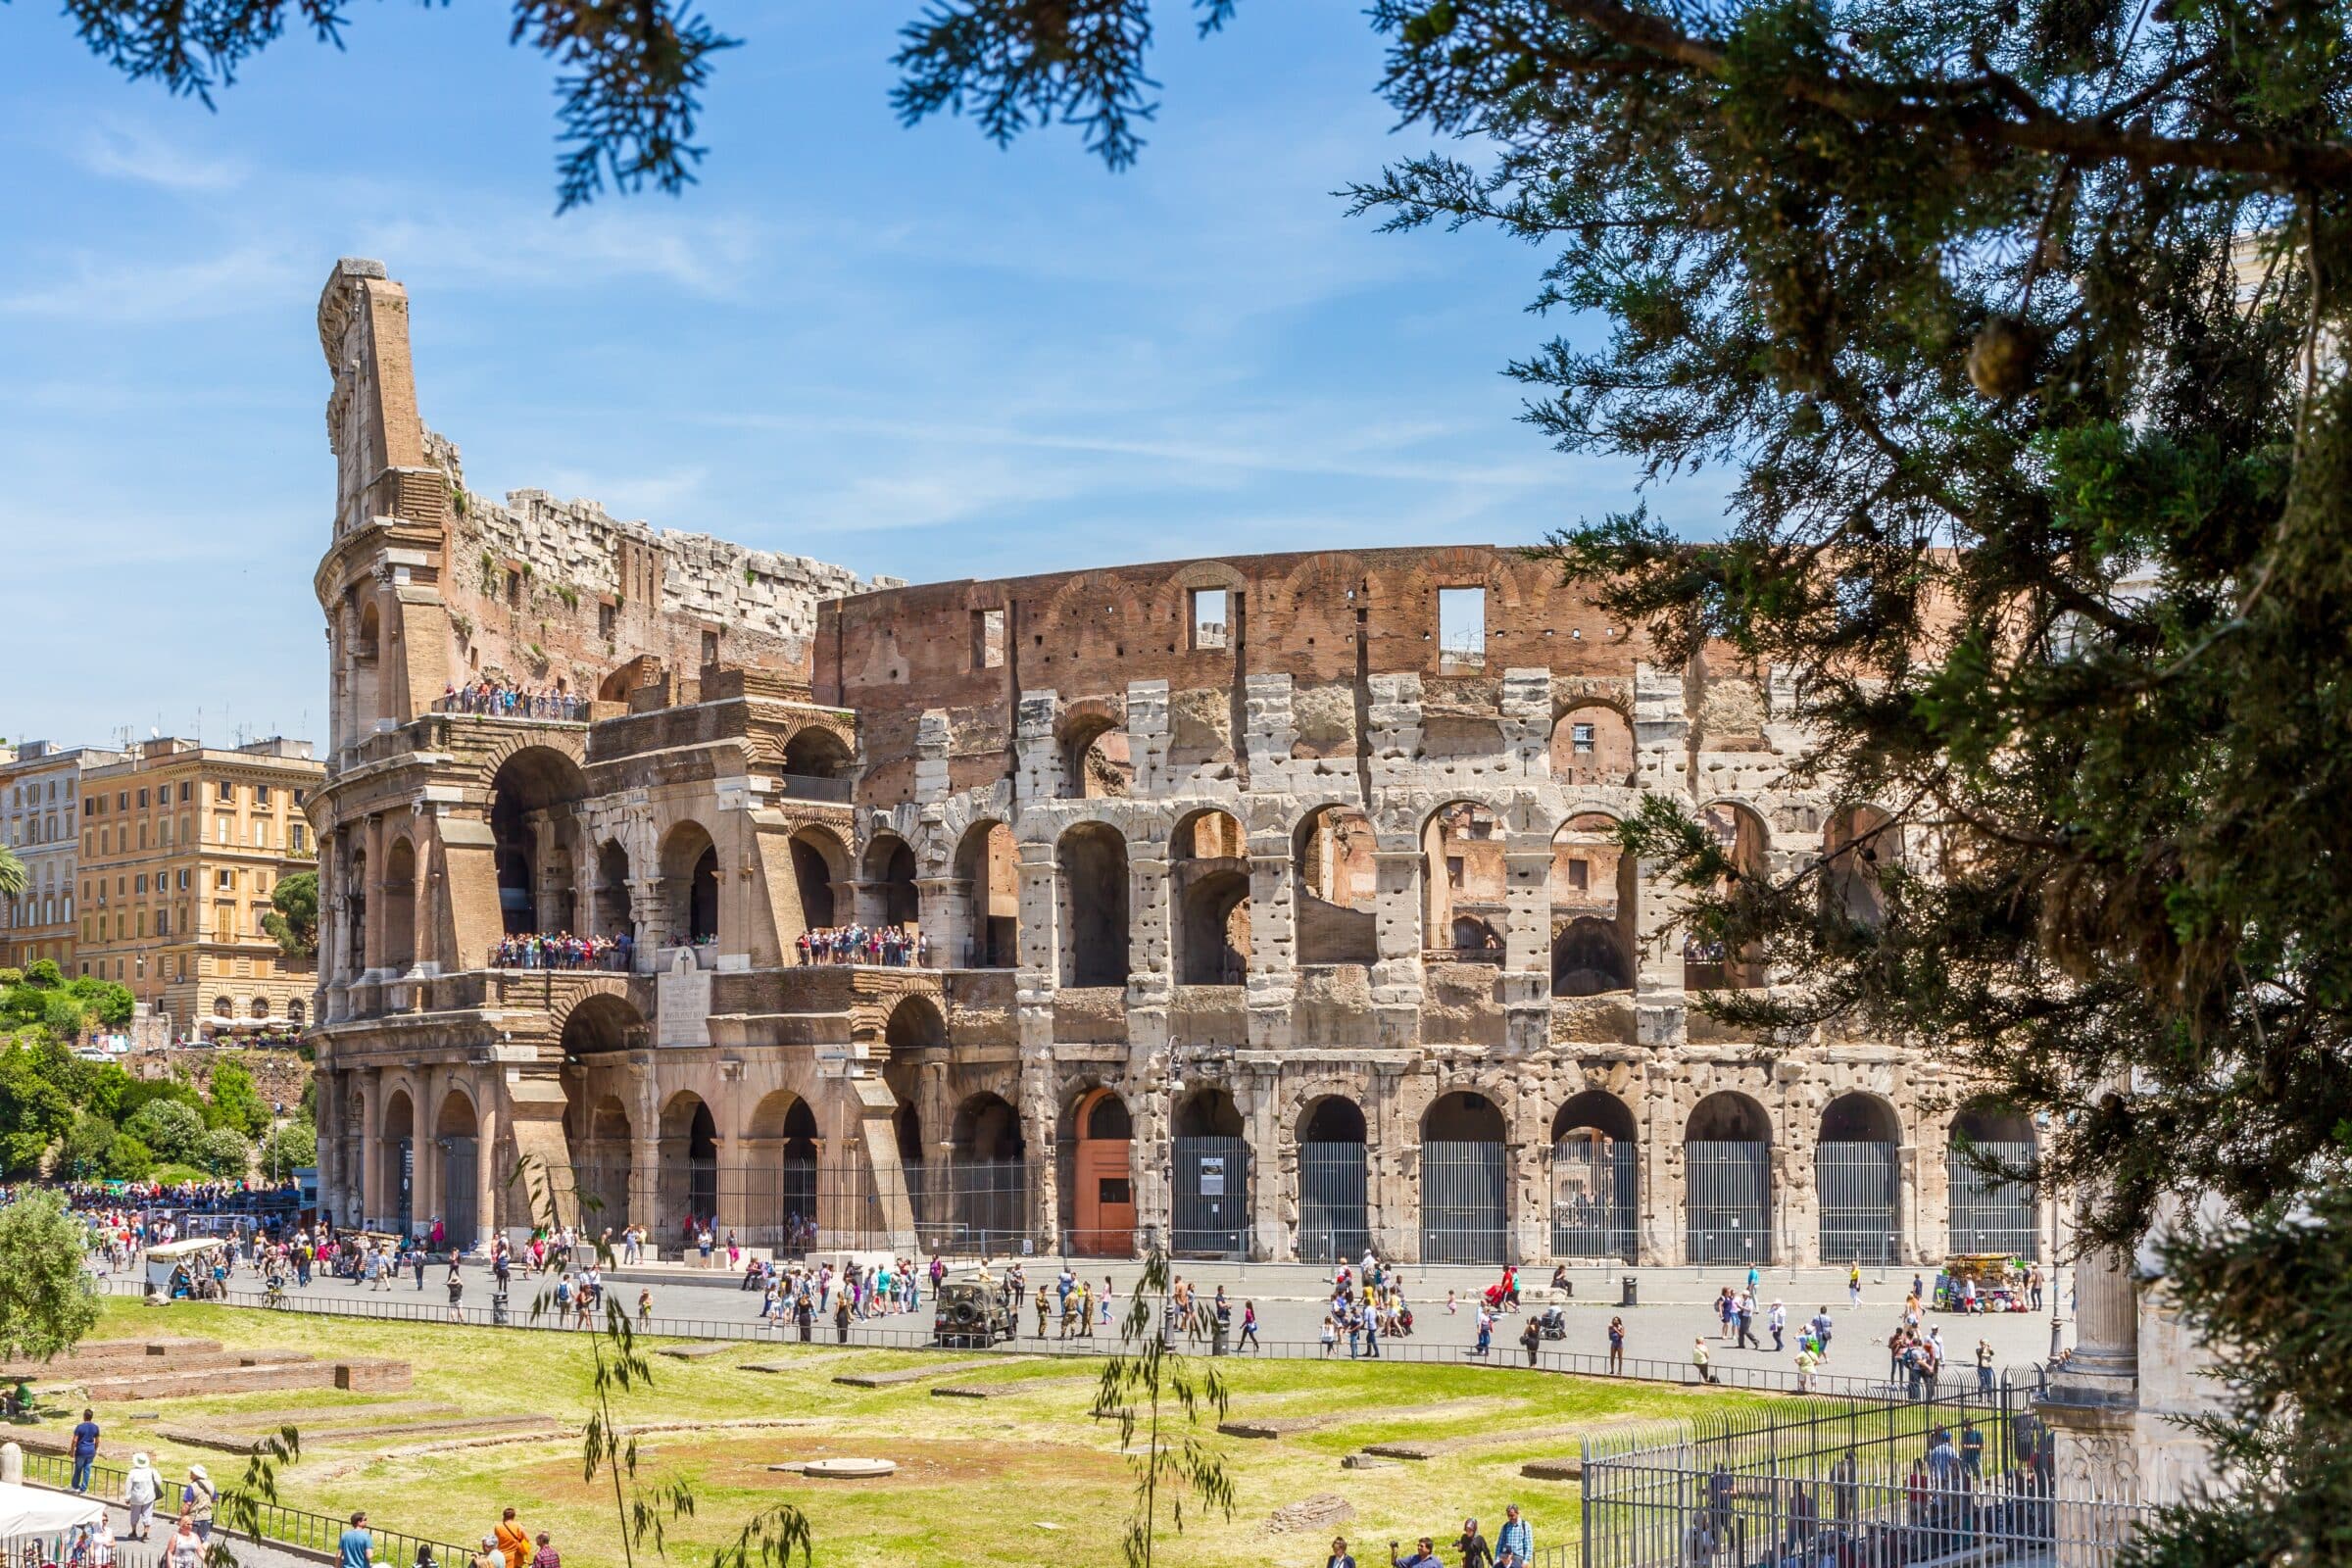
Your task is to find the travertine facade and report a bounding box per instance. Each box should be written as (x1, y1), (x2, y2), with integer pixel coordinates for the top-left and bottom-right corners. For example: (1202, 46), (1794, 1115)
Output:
(308, 259), (2051, 1270)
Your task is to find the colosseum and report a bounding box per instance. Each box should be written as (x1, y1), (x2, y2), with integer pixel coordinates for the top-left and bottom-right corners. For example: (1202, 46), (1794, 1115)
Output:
(306, 258), (2048, 1269)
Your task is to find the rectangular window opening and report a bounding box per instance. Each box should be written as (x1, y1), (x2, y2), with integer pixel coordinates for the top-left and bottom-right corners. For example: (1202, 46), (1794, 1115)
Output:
(970, 608), (1005, 669)
(1190, 588), (1228, 651)
(1438, 586), (1486, 665)
(1572, 721), (1596, 755)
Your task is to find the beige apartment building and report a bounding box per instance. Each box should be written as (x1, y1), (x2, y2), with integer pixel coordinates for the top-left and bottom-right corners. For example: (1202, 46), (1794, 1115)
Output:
(78, 737), (324, 1039)
(1, 741), (121, 973)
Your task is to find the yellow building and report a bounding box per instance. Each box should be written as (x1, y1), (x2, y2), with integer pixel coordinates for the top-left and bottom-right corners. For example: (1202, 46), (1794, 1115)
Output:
(77, 737), (324, 1040)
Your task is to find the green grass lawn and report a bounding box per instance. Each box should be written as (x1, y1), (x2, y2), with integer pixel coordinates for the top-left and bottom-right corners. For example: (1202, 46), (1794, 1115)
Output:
(64, 1297), (1771, 1568)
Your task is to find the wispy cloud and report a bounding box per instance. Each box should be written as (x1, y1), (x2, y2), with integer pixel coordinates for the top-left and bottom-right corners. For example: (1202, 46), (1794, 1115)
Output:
(73, 121), (247, 192)
(356, 207), (778, 300)
(535, 464), (711, 518)
(0, 244), (303, 320)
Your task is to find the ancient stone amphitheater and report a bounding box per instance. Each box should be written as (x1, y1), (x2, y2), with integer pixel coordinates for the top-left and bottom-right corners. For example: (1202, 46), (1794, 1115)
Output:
(307, 260), (2044, 1268)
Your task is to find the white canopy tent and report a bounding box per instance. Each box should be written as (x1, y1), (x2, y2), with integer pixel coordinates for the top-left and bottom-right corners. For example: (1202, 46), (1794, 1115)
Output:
(0, 1481), (103, 1539)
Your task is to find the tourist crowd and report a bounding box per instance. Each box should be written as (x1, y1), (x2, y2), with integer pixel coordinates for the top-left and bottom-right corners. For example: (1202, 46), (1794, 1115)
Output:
(491, 931), (632, 970)
(437, 682), (590, 721)
(794, 924), (927, 966)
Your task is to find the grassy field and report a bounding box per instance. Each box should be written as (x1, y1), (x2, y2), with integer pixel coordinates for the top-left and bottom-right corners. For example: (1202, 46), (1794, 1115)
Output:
(56, 1297), (1770, 1568)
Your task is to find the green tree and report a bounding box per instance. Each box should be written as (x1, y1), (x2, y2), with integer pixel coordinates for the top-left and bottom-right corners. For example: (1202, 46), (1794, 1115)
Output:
(192, 1126), (252, 1180)
(1091, 1247), (1234, 1568)
(257, 1118), (316, 1177)
(0, 847), (24, 901)
(64, 977), (133, 1030)
(0, 1191), (100, 1363)
(206, 1060), (270, 1139)
(57, 1111), (118, 1182)
(261, 871), (318, 960)
(126, 1099), (206, 1165)
(103, 1134), (154, 1183)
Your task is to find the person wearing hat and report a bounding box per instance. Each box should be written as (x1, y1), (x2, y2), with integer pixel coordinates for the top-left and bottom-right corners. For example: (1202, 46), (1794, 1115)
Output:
(122, 1451), (163, 1541)
(181, 1464), (215, 1541)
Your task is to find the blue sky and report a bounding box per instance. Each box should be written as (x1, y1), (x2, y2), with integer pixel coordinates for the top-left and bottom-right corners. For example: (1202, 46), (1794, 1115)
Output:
(0, 1), (1727, 751)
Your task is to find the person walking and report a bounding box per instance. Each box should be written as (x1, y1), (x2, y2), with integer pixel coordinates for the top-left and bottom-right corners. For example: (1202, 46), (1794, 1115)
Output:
(1240, 1300), (1260, 1352)
(1692, 1338), (1718, 1385)
(495, 1508), (530, 1568)
(1848, 1264), (1863, 1310)
(1735, 1291), (1757, 1350)
(834, 1292), (853, 1344)
(339, 1511), (374, 1568)
(1976, 1338), (1996, 1395)
(1769, 1299), (1788, 1352)
(1326, 1537), (1357, 1568)
(1455, 1517), (1494, 1568)
(1606, 1315), (1626, 1376)
(166, 1515), (202, 1568)
(1494, 1504), (1533, 1568)
(530, 1535), (560, 1568)
(473, 1537), (504, 1568)
(181, 1465), (215, 1541)
(122, 1452), (162, 1541)
(70, 1406), (99, 1492)
(413, 1245), (428, 1290)
(1520, 1315), (1543, 1366)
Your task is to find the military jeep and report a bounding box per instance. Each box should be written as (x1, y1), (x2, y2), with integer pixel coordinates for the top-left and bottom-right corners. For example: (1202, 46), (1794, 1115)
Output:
(932, 1280), (1015, 1348)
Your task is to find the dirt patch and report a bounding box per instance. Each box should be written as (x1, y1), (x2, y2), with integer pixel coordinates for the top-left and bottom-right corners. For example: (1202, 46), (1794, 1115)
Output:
(500, 1434), (1126, 1497)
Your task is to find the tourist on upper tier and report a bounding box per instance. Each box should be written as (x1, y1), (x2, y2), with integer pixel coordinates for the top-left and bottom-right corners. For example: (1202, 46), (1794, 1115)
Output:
(793, 924), (928, 966)
(492, 931), (631, 970)
(439, 681), (589, 721)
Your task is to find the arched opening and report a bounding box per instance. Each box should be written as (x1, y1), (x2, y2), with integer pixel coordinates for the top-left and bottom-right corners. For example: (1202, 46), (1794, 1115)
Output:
(1171, 1088), (1248, 1257)
(779, 1098), (819, 1252)
(790, 830), (844, 932)
(1686, 1091), (1773, 1265)
(949, 1091), (1026, 1254)
(380, 1087), (416, 1236)
(1069, 1087), (1135, 1257)
(488, 746), (589, 938)
(1422, 1090), (1508, 1264)
(1818, 1092), (1901, 1264)
(1063, 712), (1133, 800)
(1056, 823), (1130, 988)
(564, 1087), (633, 1234)
(1949, 1101), (2038, 1259)
(1549, 1090), (1638, 1262)
(1823, 805), (1901, 928)
(1550, 811), (1636, 995)
(884, 994), (945, 1053)
(287, 1000), (305, 1026)
(434, 1090), (480, 1246)
(1423, 802), (1507, 960)
(1293, 805), (1377, 965)
(1686, 803), (1771, 989)
(659, 822), (719, 949)
(345, 846), (367, 971)
(593, 839), (633, 947)
(380, 837), (417, 971)
(863, 834), (920, 931)
(952, 821), (1020, 968)
(1174, 808), (1250, 985)
(1297, 1096), (1369, 1264)
(781, 726), (852, 781)
(597, 655), (662, 704)
(1550, 703), (1637, 787)
(660, 1093), (720, 1235)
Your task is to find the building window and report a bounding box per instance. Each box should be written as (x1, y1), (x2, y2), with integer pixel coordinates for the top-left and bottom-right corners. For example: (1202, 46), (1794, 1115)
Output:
(217, 781), (233, 804)
(701, 630), (719, 665)
(970, 608), (1005, 670)
(289, 824), (307, 854)
(179, 782), (190, 803)
(217, 869), (233, 891)
(213, 996), (231, 1018)
(255, 785), (270, 807)
(134, 874), (146, 895)
(599, 601), (617, 640)
(1568, 858), (1589, 891)
(1190, 588), (1228, 651)
(1438, 586), (1487, 665)
(1446, 855), (1465, 888)
(136, 788), (147, 808)
(1572, 722), (1595, 755)
(507, 568), (522, 605)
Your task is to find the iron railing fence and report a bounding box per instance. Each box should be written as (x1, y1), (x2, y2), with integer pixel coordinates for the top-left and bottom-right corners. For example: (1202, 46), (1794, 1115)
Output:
(18, 1446), (470, 1568)
(1948, 1140), (2040, 1260)
(92, 1275), (2003, 1400)
(1549, 1140), (1639, 1262)
(1297, 1141), (1371, 1265)
(1817, 1141), (1899, 1266)
(1169, 1137), (1250, 1257)
(1421, 1140), (1509, 1265)
(1686, 1142), (1771, 1266)
(559, 1157), (1040, 1256)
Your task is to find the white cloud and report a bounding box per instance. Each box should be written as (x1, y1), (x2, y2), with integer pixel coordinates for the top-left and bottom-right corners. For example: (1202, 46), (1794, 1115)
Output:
(74, 122), (247, 192)
(0, 244), (304, 321)
(535, 464), (711, 518)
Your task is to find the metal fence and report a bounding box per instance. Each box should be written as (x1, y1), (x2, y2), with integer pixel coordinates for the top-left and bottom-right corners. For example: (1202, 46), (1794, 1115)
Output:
(1170, 1137), (1250, 1257)
(1297, 1141), (1370, 1264)
(1817, 1141), (1898, 1266)
(1421, 1140), (1508, 1265)
(1687, 1141), (1771, 1266)
(19, 1445), (469, 1568)
(1550, 1140), (1638, 1262)
(1948, 1140), (2039, 1259)
(1581, 1375), (2147, 1567)
(564, 1157), (1035, 1256)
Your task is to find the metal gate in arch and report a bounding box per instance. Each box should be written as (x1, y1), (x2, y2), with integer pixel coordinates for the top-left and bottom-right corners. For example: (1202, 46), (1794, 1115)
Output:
(1549, 1140), (1638, 1261)
(1170, 1137), (1250, 1257)
(1948, 1140), (2039, 1258)
(1818, 1141), (1899, 1264)
(1421, 1140), (1508, 1265)
(1297, 1142), (1369, 1264)
(1686, 1140), (1771, 1265)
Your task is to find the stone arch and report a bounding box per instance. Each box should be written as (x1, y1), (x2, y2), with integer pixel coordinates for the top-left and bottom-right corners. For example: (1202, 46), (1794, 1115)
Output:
(951, 819), (1020, 968)
(659, 820), (720, 948)
(1689, 801), (1771, 989)
(1550, 810), (1635, 995)
(1948, 1098), (2040, 1260)
(1550, 701), (1637, 787)
(569, 1086), (633, 1233)
(1686, 1090), (1773, 1265)
(884, 993), (946, 1052)
(1421, 1090), (1508, 1264)
(1292, 802), (1377, 964)
(433, 1085), (482, 1244)
(1295, 1093), (1370, 1266)
(1170, 1086), (1248, 1257)
(789, 824), (852, 933)
(747, 1090), (821, 1251)
(380, 835), (418, 970)
(780, 724), (853, 780)
(1818, 1091), (1902, 1265)
(947, 1090), (1026, 1251)
(1055, 821), (1130, 988)
(556, 986), (643, 1054)
(1173, 808), (1250, 985)
(952, 1091), (1023, 1159)
(592, 838), (633, 941)
(598, 655), (662, 704)
(379, 1085), (416, 1235)
(862, 832), (919, 928)
(1059, 699), (1133, 801)
(487, 744), (590, 937)
(1823, 804), (1901, 927)
(659, 1090), (720, 1232)
(1421, 799), (1507, 958)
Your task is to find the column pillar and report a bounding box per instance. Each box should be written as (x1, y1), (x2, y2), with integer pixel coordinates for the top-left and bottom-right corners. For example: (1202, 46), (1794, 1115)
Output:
(1369, 846), (1425, 1046)
(1244, 835), (1296, 1054)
